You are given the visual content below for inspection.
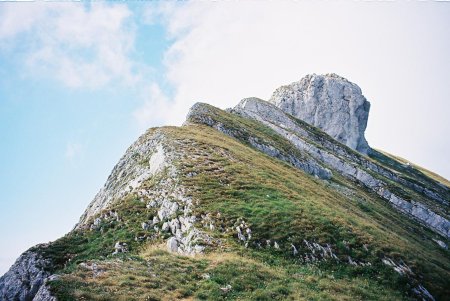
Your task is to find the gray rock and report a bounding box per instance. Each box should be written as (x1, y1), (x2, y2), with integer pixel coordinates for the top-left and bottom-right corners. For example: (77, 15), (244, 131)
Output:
(147, 200), (157, 208)
(142, 222), (150, 230)
(270, 74), (371, 154)
(382, 258), (435, 301)
(168, 218), (181, 235)
(348, 256), (358, 266)
(412, 285), (435, 301)
(152, 216), (160, 225)
(432, 239), (448, 249)
(167, 237), (179, 253)
(382, 257), (413, 275)
(157, 201), (179, 221)
(113, 242), (128, 254)
(161, 222), (170, 232)
(220, 284), (232, 293)
(32, 283), (57, 301)
(90, 217), (102, 230)
(0, 247), (53, 301)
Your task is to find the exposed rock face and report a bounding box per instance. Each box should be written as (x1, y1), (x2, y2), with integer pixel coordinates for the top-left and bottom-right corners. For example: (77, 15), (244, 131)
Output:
(0, 247), (53, 301)
(33, 283), (57, 301)
(270, 74), (371, 154)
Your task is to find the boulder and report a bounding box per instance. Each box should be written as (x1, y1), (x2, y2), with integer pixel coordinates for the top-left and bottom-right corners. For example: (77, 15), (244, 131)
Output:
(113, 242), (128, 254)
(167, 237), (179, 253)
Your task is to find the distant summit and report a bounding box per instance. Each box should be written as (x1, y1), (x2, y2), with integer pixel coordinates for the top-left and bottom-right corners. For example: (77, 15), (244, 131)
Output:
(270, 74), (371, 154)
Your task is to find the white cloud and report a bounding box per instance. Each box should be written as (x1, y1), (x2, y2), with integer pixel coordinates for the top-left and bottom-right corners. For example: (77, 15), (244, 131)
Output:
(0, 2), (138, 88)
(133, 83), (173, 131)
(0, 3), (47, 39)
(136, 1), (450, 178)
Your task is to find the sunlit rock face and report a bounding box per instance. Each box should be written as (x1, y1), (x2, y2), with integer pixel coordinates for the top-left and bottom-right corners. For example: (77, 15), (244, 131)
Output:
(270, 73), (371, 154)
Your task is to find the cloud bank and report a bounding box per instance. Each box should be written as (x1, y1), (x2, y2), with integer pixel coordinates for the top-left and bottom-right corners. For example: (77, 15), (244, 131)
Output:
(0, 2), (138, 88)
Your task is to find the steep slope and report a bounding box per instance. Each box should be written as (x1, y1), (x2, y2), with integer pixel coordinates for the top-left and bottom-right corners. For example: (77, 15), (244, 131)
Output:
(1, 75), (449, 301)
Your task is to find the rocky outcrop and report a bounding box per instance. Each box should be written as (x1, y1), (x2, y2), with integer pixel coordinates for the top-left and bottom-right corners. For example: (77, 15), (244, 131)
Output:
(136, 163), (211, 255)
(33, 282), (57, 301)
(79, 127), (212, 255)
(270, 74), (371, 154)
(0, 247), (54, 301)
(382, 257), (435, 301)
(77, 130), (169, 227)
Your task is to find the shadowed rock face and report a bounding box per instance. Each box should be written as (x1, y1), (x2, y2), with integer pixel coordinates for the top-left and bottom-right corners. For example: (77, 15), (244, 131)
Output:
(0, 247), (52, 301)
(270, 73), (371, 154)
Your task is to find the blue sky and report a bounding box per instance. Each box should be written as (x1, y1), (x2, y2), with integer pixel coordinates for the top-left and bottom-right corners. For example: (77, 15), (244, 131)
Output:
(1, 1), (449, 274)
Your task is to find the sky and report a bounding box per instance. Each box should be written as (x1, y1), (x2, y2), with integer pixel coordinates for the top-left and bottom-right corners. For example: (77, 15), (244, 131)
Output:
(0, 0), (449, 275)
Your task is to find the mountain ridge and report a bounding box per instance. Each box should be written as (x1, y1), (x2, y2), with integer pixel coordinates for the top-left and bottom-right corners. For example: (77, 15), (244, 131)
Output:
(1, 74), (449, 301)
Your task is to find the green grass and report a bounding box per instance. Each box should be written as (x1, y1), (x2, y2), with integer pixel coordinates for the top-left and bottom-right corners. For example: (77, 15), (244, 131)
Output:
(50, 247), (407, 301)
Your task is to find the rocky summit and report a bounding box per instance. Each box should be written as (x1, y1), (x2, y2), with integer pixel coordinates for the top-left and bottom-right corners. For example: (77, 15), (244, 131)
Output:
(1, 74), (449, 301)
(270, 74), (371, 154)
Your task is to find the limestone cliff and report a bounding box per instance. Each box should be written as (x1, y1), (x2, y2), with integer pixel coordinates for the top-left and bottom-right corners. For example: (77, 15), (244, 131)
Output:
(270, 73), (371, 154)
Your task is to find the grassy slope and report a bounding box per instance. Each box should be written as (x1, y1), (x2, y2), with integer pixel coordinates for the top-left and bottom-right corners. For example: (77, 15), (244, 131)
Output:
(174, 124), (450, 298)
(193, 103), (449, 218)
(202, 102), (450, 220)
(43, 121), (450, 300)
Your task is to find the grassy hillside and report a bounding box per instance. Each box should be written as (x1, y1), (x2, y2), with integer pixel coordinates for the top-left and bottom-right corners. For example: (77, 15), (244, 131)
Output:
(40, 119), (449, 300)
(188, 102), (449, 220)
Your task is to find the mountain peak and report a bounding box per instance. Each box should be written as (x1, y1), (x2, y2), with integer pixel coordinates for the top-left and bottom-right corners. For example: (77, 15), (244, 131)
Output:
(270, 74), (371, 154)
(2, 75), (449, 301)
